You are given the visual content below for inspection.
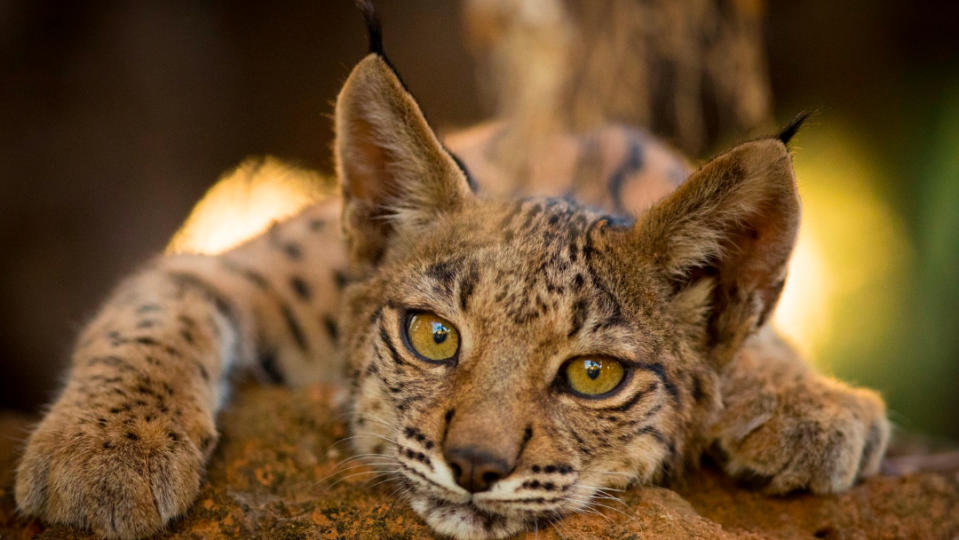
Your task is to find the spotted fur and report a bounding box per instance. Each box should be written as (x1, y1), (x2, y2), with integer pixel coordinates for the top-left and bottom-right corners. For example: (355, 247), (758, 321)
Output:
(16, 46), (887, 540)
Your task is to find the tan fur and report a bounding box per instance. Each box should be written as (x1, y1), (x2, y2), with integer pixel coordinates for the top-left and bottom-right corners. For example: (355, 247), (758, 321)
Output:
(15, 53), (888, 540)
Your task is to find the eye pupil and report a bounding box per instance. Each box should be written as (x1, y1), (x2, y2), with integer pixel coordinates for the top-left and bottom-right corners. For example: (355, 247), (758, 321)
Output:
(585, 360), (601, 380)
(431, 322), (448, 344)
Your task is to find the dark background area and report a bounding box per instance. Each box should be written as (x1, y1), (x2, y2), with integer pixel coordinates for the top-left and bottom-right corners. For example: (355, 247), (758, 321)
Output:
(1, 1), (957, 438)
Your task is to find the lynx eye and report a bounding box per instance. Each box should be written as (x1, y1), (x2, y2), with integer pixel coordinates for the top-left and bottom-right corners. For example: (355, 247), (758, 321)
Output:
(563, 357), (626, 397)
(405, 312), (460, 362)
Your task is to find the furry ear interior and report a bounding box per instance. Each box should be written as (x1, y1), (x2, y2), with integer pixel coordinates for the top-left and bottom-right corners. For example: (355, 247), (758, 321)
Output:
(633, 139), (800, 365)
(334, 54), (473, 267)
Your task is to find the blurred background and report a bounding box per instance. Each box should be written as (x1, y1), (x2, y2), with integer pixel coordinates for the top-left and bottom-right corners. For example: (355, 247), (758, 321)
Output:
(1, 1), (956, 440)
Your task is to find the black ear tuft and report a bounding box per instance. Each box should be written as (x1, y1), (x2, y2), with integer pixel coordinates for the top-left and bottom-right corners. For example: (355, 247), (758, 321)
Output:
(776, 111), (810, 144)
(348, 1), (477, 193)
(354, 0), (384, 56)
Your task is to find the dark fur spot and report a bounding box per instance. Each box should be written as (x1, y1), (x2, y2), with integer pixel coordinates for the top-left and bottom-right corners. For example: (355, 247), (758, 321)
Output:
(258, 349), (286, 384)
(280, 303), (309, 352)
(522, 425), (533, 444)
(308, 219), (325, 231)
(283, 243), (302, 260)
(135, 336), (160, 347)
(692, 374), (705, 403)
(136, 304), (162, 314)
(426, 259), (460, 293)
(125, 432), (139, 441)
(290, 276), (311, 301)
(458, 265), (479, 312)
(193, 360), (210, 382)
(568, 298), (588, 337)
(323, 315), (339, 341)
(333, 270), (349, 290)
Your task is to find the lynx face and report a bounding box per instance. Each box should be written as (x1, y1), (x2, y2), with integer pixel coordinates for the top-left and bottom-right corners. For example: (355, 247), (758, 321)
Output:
(342, 197), (717, 537)
(334, 54), (798, 538)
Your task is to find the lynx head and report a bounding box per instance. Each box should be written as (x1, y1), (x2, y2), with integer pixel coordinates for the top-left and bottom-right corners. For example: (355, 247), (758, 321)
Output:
(333, 52), (799, 539)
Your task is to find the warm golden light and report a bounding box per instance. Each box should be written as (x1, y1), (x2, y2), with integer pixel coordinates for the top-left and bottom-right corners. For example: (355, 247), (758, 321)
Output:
(166, 157), (333, 255)
(772, 125), (911, 372)
(775, 225), (832, 358)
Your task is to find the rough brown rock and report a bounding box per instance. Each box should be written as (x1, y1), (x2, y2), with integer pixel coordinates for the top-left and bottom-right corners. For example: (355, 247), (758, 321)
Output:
(2, 384), (958, 539)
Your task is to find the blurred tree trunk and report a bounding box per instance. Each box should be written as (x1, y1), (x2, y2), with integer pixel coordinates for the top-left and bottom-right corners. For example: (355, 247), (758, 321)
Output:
(464, 0), (772, 161)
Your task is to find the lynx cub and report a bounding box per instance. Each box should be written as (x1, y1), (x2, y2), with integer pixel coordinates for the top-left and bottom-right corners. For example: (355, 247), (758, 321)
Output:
(15, 8), (888, 540)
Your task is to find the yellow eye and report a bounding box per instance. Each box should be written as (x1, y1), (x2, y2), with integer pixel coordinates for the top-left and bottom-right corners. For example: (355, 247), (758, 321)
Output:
(564, 357), (626, 397)
(405, 312), (460, 362)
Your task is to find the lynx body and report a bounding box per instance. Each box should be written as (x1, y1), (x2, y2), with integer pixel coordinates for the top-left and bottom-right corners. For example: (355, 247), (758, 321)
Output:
(15, 21), (888, 540)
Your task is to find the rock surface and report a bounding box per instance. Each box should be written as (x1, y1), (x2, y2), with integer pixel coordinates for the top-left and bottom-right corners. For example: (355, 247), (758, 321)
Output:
(2, 384), (958, 539)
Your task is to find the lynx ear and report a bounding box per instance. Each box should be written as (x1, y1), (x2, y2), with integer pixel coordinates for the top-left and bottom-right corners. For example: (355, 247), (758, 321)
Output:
(334, 54), (474, 267)
(634, 139), (800, 365)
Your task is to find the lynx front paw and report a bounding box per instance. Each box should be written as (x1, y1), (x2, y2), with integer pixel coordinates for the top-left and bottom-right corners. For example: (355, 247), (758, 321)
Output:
(710, 381), (889, 495)
(15, 401), (214, 539)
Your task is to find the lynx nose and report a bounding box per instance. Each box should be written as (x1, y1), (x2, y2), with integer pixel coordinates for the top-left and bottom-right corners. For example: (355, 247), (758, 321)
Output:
(444, 446), (511, 493)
